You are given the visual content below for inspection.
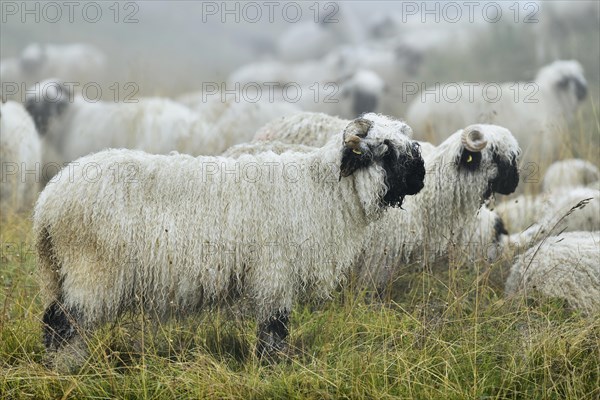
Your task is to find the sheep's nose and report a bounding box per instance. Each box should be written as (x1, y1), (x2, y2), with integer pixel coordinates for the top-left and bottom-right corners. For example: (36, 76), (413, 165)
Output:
(492, 158), (519, 195)
(353, 92), (378, 117)
(403, 143), (426, 196)
(575, 80), (588, 101)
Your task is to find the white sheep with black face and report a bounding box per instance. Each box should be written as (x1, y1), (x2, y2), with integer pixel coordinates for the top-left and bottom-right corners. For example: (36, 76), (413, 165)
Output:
(228, 53), (387, 119)
(356, 124), (520, 289)
(25, 80), (270, 185)
(0, 43), (106, 99)
(33, 113), (426, 369)
(25, 80), (207, 184)
(406, 60), (588, 159)
(505, 231), (600, 315)
(0, 101), (41, 212)
(254, 113), (521, 285)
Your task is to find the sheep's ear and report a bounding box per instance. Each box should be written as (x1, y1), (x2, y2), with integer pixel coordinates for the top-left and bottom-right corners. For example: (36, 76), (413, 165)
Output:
(340, 118), (373, 179)
(458, 149), (482, 171)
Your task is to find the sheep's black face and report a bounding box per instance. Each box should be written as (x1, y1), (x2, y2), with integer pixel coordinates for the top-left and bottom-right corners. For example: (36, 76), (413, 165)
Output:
(457, 146), (518, 198)
(339, 118), (425, 208)
(381, 141), (425, 207)
(25, 83), (70, 136)
(485, 154), (519, 197)
(556, 75), (588, 102)
(352, 90), (379, 117)
(574, 79), (588, 101)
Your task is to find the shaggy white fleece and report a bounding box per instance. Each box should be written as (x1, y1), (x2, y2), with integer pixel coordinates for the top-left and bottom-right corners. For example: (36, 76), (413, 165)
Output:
(34, 113), (421, 328)
(0, 101), (41, 212)
(505, 231), (600, 315)
(406, 60), (588, 159)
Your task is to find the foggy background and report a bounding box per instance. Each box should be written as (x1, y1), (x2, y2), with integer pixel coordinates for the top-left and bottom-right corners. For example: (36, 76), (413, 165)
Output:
(2, 0), (598, 98)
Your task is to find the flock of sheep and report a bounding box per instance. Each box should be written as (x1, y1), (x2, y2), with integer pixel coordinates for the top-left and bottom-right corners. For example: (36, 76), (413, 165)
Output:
(1, 3), (599, 371)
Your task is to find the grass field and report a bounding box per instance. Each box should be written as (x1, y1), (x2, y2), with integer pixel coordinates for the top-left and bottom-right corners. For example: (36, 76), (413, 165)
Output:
(1, 209), (599, 399)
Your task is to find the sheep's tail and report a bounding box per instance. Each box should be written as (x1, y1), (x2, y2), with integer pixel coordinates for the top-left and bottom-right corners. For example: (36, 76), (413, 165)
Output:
(35, 225), (62, 304)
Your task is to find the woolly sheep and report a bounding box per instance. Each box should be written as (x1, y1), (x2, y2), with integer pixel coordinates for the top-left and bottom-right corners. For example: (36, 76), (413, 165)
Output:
(356, 124), (520, 290)
(34, 113), (426, 366)
(276, 6), (364, 63)
(254, 112), (354, 145)
(406, 60), (588, 159)
(229, 62), (386, 119)
(0, 101), (41, 212)
(228, 54), (341, 88)
(542, 159), (599, 193)
(496, 159), (599, 232)
(331, 43), (423, 83)
(0, 43), (106, 97)
(254, 113), (521, 285)
(176, 92), (302, 139)
(26, 80), (263, 184)
(510, 187), (600, 249)
(505, 231), (600, 315)
(494, 194), (546, 233)
(222, 141), (315, 158)
(281, 69), (385, 119)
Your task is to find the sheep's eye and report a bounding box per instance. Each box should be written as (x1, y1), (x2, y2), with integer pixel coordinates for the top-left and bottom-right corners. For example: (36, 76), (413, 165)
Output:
(467, 155), (473, 163)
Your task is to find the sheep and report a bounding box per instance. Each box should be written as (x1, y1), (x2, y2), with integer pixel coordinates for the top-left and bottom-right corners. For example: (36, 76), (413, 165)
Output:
(33, 113), (426, 367)
(510, 187), (600, 249)
(25, 80), (205, 183)
(542, 159), (599, 193)
(176, 92), (301, 139)
(457, 205), (510, 263)
(254, 112), (354, 145)
(0, 43), (106, 98)
(228, 55), (341, 88)
(356, 124), (520, 290)
(330, 43), (423, 84)
(276, 5), (364, 63)
(222, 141), (315, 158)
(406, 60), (588, 159)
(255, 113), (521, 283)
(0, 101), (41, 212)
(505, 231), (600, 315)
(280, 69), (386, 119)
(25, 80), (263, 185)
(496, 159), (599, 232)
(229, 62), (386, 119)
(494, 194), (546, 233)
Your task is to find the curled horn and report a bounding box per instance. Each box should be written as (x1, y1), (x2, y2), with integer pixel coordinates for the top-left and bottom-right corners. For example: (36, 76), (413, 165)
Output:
(343, 118), (372, 152)
(461, 125), (488, 152)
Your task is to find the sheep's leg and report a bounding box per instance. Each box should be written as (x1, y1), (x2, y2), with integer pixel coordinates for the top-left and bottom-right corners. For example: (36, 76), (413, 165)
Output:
(42, 300), (88, 372)
(42, 300), (81, 350)
(255, 310), (289, 359)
